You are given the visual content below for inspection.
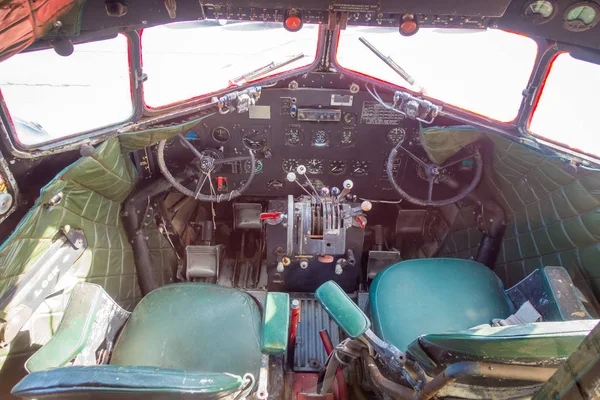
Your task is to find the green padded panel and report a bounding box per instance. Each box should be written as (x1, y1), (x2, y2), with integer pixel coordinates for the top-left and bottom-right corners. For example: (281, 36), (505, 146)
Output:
(418, 319), (598, 361)
(11, 365), (244, 399)
(370, 258), (515, 351)
(111, 283), (262, 378)
(439, 133), (600, 311)
(25, 283), (130, 372)
(118, 113), (215, 153)
(261, 292), (290, 355)
(0, 138), (143, 393)
(315, 280), (370, 339)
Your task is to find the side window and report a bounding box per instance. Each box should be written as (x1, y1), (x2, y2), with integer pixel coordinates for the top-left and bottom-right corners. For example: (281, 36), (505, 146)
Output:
(0, 35), (132, 146)
(529, 53), (600, 157)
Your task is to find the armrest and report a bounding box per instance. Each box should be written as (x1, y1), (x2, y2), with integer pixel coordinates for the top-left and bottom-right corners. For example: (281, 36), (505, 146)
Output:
(261, 292), (290, 355)
(25, 283), (130, 372)
(315, 280), (370, 339)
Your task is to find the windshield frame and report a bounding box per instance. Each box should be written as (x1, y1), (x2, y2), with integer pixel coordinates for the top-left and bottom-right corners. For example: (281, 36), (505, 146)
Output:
(0, 31), (141, 157)
(140, 23), (327, 116)
(332, 27), (544, 129)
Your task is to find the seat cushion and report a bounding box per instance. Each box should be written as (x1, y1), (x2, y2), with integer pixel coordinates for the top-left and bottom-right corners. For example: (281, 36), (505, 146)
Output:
(370, 258), (514, 351)
(11, 365), (244, 399)
(416, 319), (599, 363)
(110, 283), (262, 378)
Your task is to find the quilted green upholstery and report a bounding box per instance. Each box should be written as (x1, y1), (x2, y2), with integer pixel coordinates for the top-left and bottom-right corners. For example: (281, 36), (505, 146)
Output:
(370, 259), (514, 351)
(261, 292), (290, 355)
(110, 283), (263, 378)
(439, 133), (600, 309)
(0, 138), (142, 394)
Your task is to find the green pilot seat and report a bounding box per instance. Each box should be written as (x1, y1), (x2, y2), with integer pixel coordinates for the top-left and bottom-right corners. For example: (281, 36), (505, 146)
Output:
(12, 283), (290, 399)
(368, 258), (597, 370)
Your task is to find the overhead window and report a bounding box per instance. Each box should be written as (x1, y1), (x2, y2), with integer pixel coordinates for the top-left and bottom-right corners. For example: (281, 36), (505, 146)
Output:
(0, 35), (132, 146)
(529, 53), (600, 157)
(336, 27), (538, 122)
(141, 21), (319, 108)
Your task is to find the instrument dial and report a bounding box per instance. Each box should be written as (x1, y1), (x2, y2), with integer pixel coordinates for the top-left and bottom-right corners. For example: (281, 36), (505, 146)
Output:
(343, 112), (357, 125)
(351, 161), (369, 176)
(311, 130), (329, 147)
(329, 161), (347, 175)
(306, 159), (324, 174)
(211, 126), (230, 143)
(284, 128), (302, 145)
(340, 130), (356, 146)
(244, 159), (263, 173)
(282, 158), (301, 173)
(242, 128), (267, 150)
(387, 127), (406, 145)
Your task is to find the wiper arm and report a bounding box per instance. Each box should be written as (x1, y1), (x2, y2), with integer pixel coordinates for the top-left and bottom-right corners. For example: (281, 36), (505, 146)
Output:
(230, 53), (305, 85)
(358, 37), (425, 93)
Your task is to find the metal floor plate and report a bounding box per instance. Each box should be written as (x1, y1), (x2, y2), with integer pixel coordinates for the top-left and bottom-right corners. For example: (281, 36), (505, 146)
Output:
(292, 294), (341, 372)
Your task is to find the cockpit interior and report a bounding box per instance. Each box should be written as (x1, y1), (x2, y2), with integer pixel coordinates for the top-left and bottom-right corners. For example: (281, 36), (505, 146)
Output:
(0, 0), (599, 399)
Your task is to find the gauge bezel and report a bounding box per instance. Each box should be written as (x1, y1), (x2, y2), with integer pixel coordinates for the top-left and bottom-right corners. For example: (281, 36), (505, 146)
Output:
(328, 160), (348, 175)
(521, 0), (558, 25)
(306, 159), (324, 174)
(211, 126), (231, 143)
(284, 127), (302, 146)
(386, 127), (406, 145)
(241, 128), (268, 150)
(351, 160), (370, 176)
(563, 1), (600, 31)
(311, 130), (330, 147)
(282, 158), (301, 173)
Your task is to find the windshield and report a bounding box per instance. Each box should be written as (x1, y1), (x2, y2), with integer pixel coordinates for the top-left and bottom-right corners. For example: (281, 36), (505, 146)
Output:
(141, 21), (319, 108)
(337, 27), (538, 122)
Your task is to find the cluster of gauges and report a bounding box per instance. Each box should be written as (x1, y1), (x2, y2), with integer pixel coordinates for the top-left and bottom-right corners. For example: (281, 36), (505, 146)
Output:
(523, 0), (600, 31)
(283, 128), (358, 147)
(211, 126), (270, 151)
(282, 159), (369, 176)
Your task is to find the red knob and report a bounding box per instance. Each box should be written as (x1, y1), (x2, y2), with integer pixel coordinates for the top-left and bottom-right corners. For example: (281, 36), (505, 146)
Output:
(260, 212), (282, 221)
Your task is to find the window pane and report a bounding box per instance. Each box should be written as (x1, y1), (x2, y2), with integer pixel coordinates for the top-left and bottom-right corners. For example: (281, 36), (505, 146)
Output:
(0, 35), (132, 146)
(141, 21), (319, 108)
(337, 27), (538, 122)
(530, 53), (600, 157)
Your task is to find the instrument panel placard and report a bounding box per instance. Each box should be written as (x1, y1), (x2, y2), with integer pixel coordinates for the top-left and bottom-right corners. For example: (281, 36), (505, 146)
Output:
(360, 101), (404, 125)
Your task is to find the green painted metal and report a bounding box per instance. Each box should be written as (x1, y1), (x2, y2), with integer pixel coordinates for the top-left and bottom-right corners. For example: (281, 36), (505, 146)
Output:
(315, 280), (370, 339)
(261, 292), (290, 355)
(419, 319), (598, 360)
(370, 258), (514, 351)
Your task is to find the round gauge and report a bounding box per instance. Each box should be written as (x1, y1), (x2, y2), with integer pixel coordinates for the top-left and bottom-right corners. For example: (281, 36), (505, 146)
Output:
(282, 158), (301, 173)
(306, 159), (324, 174)
(340, 130), (356, 146)
(523, 0), (557, 24)
(211, 126), (230, 143)
(311, 130), (329, 147)
(284, 128), (302, 145)
(242, 128), (267, 150)
(564, 2), (600, 31)
(244, 159), (263, 173)
(387, 127), (406, 145)
(351, 161), (369, 176)
(329, 160), (347, 175)
(343, 112), (357, 125)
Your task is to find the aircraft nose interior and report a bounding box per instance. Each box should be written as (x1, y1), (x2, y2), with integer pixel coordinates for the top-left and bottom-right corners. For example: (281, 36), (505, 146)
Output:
(0, 0), (599, 399)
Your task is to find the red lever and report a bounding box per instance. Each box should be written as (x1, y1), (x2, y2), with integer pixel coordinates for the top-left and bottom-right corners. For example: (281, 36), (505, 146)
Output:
(260, 212), (282, 221)
(216, 176), (227, 191)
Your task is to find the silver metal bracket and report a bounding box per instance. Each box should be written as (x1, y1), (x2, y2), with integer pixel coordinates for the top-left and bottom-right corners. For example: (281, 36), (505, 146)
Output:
(393, 90), (441, 124)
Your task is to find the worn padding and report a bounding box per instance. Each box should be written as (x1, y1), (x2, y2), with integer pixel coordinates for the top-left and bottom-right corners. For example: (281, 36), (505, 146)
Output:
(0, 138), (142, 393)
(440, 134), (600, 309)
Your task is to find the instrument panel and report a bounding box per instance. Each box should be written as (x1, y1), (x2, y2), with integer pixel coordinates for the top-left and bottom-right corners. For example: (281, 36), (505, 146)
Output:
(164, 87), (420, 200)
